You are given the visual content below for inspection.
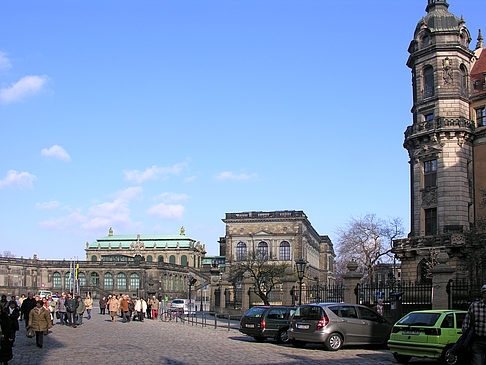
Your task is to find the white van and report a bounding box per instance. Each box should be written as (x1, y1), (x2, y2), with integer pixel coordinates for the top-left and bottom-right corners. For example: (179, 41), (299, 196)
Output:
(37, 290), (53, 299)
(170, 299), (195, 314)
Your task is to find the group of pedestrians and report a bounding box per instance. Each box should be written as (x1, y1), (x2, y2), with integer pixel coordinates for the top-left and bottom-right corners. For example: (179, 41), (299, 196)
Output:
(100, 294), (162, 323)
(56, 292), (93, 328)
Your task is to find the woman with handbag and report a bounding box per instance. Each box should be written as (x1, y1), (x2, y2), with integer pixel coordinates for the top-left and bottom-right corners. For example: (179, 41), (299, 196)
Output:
(28, 300), (52, 348)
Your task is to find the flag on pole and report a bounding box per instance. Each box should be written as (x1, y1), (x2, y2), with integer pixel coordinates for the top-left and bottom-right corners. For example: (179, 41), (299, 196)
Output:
(75, 264), (79, 280)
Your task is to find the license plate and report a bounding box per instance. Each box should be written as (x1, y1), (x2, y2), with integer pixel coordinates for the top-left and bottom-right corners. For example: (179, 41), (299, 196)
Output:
(245, 324), (255, 328)
(402, 331), (420, 335)
(297, 324), (310, 329)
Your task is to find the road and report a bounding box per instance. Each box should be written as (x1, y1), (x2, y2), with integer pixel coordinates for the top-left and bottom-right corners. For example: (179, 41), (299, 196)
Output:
(10, 311), (440, 364)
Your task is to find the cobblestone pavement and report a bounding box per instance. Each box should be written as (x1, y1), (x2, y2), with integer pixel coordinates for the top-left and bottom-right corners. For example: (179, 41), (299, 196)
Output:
(10, 312), (439, 365)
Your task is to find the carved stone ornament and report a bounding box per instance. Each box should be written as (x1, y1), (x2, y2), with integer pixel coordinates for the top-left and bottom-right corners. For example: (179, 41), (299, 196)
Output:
(451, 234), (466, 246)
(422, 188), (438, 207)
(442, 57), (453, 85)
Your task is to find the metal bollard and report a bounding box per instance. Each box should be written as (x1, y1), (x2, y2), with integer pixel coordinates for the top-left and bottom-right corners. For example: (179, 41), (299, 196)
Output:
(214, 313), (217, 329)
(227, 314), (230, 331)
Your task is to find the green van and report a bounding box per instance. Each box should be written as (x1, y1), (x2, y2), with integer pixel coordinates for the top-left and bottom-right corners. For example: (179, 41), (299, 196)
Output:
(387, 310), (467, 364)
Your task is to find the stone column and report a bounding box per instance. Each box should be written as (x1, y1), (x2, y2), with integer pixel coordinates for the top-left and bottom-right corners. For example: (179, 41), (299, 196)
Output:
(431, 252), (455, 310)
(342, 261), (362, 304)
(281, 267), (297, 306)
(220, 274), (231, 311)
(209, 269), (220, 312)
(241, 271), (252, 313)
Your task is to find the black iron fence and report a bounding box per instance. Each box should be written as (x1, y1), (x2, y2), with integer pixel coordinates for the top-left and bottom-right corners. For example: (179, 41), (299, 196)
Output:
(447, 279), (481, 310)
(249, 288), (284, 307)
(356, 281), (432, 320)
(224, 287), (243, 309)
(297, 284), (344, 305)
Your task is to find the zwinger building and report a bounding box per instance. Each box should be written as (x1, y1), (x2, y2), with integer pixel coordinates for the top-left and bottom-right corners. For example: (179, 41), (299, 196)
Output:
(0, 227), (207, 299)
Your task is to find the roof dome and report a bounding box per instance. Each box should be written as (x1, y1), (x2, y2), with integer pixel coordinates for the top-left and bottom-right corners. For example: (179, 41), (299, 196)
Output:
(415, 0), (462, 35)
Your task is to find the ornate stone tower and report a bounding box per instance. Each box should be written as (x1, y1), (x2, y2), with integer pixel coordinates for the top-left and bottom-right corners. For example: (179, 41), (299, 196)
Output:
(405, 0), (475, 238)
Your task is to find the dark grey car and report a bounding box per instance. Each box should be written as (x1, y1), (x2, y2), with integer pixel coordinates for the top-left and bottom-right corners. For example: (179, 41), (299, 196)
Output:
(288, 303), (392, 350)
(239, 306), (296, 343)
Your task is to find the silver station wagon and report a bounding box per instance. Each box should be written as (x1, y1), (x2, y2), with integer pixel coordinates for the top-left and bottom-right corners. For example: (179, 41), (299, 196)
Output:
(288, 303), (392, 350)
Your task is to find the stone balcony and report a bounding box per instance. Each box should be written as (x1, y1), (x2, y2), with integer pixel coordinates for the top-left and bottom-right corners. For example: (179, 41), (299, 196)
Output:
(405, 117), (475, 140)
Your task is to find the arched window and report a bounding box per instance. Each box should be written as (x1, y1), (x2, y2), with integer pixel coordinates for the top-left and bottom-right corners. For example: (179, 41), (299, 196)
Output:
(173, 276), (177, 292)
(104, 273), (113, 289)
(129, 273), (139, 290)
(91, 255), (97, 262)
(236, 242), (247, 261)
(198, 256), (200, 268)
(64, 272), (72, 289)
(53, 272), (61, 289)
(78, 272), (86, 287)
(460, 65), (468, 96)
(423, 66), (434, 97)
(257, 241), (268, 261)
(193, 256), (196, 267)
(181, 255), (188, 267)
(117, 273), (127, 290)
(158, 255), (164, 263)
(146, 255), (153, 262)
(90, 272), (100, 286)
(279, 241), (291, 261)
(169, 255), (176, 264)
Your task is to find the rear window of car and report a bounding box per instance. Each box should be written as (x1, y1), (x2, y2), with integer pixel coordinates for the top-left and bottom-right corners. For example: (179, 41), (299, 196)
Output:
(397, 312), (441, 326)
(293, 306), (323, 320)
(244, 307), (267, 318)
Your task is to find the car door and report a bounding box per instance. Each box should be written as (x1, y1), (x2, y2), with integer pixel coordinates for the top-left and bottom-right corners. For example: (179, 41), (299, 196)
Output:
(337, 305), (364, 344)
(440, 313), (456, 345)
(266, 308), (286, 336)
(357, 306), (388, 344)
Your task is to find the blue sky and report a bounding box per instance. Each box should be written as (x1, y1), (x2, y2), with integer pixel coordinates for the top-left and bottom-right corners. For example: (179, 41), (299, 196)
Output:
(0, 0), (483, 259)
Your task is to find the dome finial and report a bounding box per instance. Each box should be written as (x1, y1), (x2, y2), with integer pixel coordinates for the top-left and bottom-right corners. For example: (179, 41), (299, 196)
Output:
(426, 0), (449, 13)
(108, 227), (113, 236)
(477, 29), (485, 50)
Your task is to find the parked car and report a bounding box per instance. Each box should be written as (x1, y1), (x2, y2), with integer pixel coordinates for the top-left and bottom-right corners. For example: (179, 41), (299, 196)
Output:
(37, 290), (53, 299)
(239, 306), (296, 343)
(170, 299), (195, 314)
(288, 303), (392, 350)
(387, 309), (467, 364)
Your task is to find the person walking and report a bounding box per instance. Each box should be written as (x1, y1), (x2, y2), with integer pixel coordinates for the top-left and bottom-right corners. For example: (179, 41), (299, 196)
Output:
(99, 296), (107, 315)
(47, 295), (56, 326)
(0, 306), (14, 364)
(29, 300), (52, 348)
(20, 293), (36, 328)
(151, 296), (159, 319)
(64, 294), (77, 328)
(84, 294), (93, 320)
(18, 295), (25, 321)
(75, 296), (85, 326)
(108, 295), (119, 323)
(140, 298), (147, 321)
(56, 293), (67, 326)
(6, 301), (19, 343)
(463, 284), (486, 365)
(120, 296), (130, 323)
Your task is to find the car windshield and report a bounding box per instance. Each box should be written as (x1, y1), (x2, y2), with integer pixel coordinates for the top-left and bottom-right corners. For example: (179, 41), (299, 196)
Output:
(244, 307), (267, 318)
(293, 306), (323, 320)
(397, 313), (441, 326)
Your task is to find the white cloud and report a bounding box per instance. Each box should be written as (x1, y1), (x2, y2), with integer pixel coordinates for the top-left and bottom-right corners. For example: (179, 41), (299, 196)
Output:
(35, 201), (60, 210)
(0, 170), (37, 189)
(41, 145), (71, 162)
(0, 75), (48, 104)
(155, 192), (190, 203)
(147, 203), (185, 220)
(184, 176), (196, 183)
(215, 171), (258, 181)
(123, 162), (187, 184)
(39, 187), (143, 233)
(0, 52), (11, 71)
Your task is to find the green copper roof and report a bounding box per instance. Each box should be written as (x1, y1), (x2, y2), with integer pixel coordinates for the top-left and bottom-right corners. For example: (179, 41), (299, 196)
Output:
(87, 234), (195, 249)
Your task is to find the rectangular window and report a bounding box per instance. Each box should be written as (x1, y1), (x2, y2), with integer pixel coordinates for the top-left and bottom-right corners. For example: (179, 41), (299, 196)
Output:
(476, 107), (486, 127)
(425, 208), (437, 236)
(424, 160), (437, 188)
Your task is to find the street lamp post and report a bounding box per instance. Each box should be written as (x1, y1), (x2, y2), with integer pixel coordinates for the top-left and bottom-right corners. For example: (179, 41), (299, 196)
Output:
(188, 275), (197, 313)
(295, 258), (307, 306)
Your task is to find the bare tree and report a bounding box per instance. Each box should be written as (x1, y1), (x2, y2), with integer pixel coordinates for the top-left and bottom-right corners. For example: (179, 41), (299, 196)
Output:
(229, 249), (289, 306)
(1, 251), (14, 258)
(336, 214), (404, 279)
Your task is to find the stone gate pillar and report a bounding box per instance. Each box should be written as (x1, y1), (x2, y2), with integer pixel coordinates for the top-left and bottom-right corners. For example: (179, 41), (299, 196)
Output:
(431, 252), (455, 310)
(209, 268), (221, 312)
(241, 271), (252, 313)
(281, 267), (297, 306)
(342, 261), (362, 304)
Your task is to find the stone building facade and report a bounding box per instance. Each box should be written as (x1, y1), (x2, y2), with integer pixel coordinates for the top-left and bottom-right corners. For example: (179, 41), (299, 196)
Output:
(393, 0), (486, 283)
(0, 228), (208, 299)
(222, 211), (335, 285)
(85, 227), (206, 269)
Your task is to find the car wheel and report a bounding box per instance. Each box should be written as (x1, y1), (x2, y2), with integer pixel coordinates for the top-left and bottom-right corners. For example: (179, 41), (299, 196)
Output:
(276, 329), (289, 344)
(253, 336), (265, 342)
(441, 347), (459, 365)
(392, 353), (411, 363)
(324, 332), (343, 351)
(291, 339), (306, 348)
